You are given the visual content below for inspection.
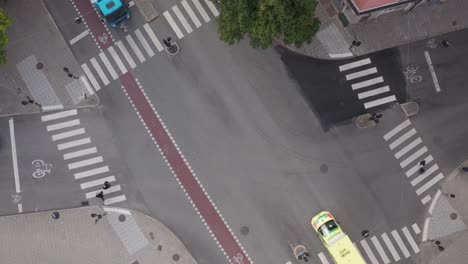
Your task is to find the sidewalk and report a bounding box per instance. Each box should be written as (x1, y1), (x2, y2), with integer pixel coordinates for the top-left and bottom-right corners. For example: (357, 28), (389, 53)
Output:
(0, 206), (196, 264)
(0, 0), (98, 117)
(419, 161), (468, 264)
(290, 0), (468, 59)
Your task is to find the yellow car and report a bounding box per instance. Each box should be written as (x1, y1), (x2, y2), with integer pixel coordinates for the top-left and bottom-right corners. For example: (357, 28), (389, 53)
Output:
(311, 211), (366, 264)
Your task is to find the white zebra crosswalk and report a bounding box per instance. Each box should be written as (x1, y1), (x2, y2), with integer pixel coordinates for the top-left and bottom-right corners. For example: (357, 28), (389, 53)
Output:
(41, 110), (126, 206)
(317, 223), (421, 264)
(383, 119), (444, 204)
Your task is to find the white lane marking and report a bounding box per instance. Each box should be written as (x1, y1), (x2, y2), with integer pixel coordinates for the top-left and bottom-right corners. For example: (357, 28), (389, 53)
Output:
(360, 239), (379, 264)
(116, 40), (137, 69)
(381, 233), (400, 262)
(391, 230), (410, 258)
(181, 0), (201, 28)
(103, 206), (131, 215)
(108, 46), (127, 75)
(410, 164), (439, 186)
(163, 11), (184, 39)
(47, 119), (80, 132)
(70, 30), (89, 45)
(421, 195), (431, 204)
(81, 175), (116, 189)
(17, 203), (22, 213)
(42, 105), (64, 111)
(364, 95), (396, 109)
(400, 147), (428, 168)
(384, 119), (411, 140)
(52, 128), (85, 141)
(406, 155), (433, 177)
(143, 23), (164, 52)
(57, 137), (91, 151)
(9, 118), (20, 193)
(412, 223), (421, 235)
(74, 165), (109, 180)
(191, 0), (210, 22)
(126, 35), (146, 63)
(329, 52), (353, 58)
(339, 58), (371, 72)
(80, 75), (95, 95)
(318, 252), (330, 264)
(371, 236), (390, 264)
(402, 227), (419, 253)
(81, 63), (101, 91)
(422, 217), (430, 241)
(424, 51), (441, 92)
(41, 109), (77, 122)
(429, 190), (442, 215)
(394, 137), (422, 159)
(416, 173), (443, 195)
(135, 29), (155, 57)
(68, 156), (104, 170)
(90, 58), (110, 85)
(99, 52), (118, 80)
(345, 67), (377, 80)
(64, 147), (97, 160)
(104, 194), (126, 205)
(85, 185), (121, 199)
(390, 128), (417, 150)
(203, 0), (219, 16)
(352, 77), (384, 90)
(173, 6), (193, 34)
(358, 86), (390, 99)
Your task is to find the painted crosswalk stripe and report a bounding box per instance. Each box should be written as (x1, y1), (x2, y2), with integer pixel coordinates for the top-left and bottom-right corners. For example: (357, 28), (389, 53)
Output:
(143, 23), (164, 52)
(181, 0), (201, 28)
(135, 29), (155, 57)
(41, 109), (77, 122)
(384, 119), (411, 140)
(80, 175), (115, 189)
(79, 75), (95, 95)
(339, 58), (371, 72)
(391, 230), (410, 258)
(395, 137), (422, 159)
(358, 86), (390, 99)
(345, 67), (377, 80)
(116, 40), (136, 69)
(47, 119), (80, 132)
(192, 0), (210, 22)
(81, 63), (101, 91)
(412, 223), (421, 235)
(318, 252), (329, 264)
(371, 236), (390, 264)
(360, 239), (379, 264)
(411, 164), (439, 186)
(58, 137), (91, 151)
(70, 30), (89, 45)
(352, 76), (384, 90)
(74, 165), (109, 180)
(381, 233), (400, 262)
(126, 35), (146, 63)
(104, 194), (126, 205)
(421, 195), (431, 204)
(364, 95), (396, 109)
(68, 156), (104, 170)
(204, 0), (220, 16)
(85, 185), (121, 199)
(406, 155), (433, 177)
(416, 172), (443, 195)
(64, 147), (97, 160)
(90, 58), (109, 85)
(173, 6), (193, 34)
(99, 52), (118, 80)
(108, 46), (127, 75)
(163, 11), (184, 39)
(390, 128), (417, 150)
(402, 227), (419, 253)
(400, 147), (428, 168)
(52, 128), (85, 141)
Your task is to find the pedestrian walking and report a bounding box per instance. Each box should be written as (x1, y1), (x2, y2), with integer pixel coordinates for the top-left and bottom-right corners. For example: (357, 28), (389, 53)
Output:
(103, 181), (111, 190)
(96, 191), (104, 201)
(91, 213), (103, 223)
(420, 160), (426, 166)
(163, 37), (172, 48)
(441, 40), (451, 48)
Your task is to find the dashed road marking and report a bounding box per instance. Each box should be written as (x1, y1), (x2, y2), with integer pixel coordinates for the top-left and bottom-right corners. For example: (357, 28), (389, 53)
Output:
(384, 119), (411, 140)
(108, 46), (127, 75)
(81, 63), (101, 91)
(402, 226), (419, 253)
(346, 67), (377, 80)
(416, 173), (443, 195)
(400, 147), (427, 168)
(80, 175), (115, 189)
(352, 76), (384, 90)
(116, 40), (137, 69)
(104, 194), (126, 205)
(318, 252), (329, 264)
(371, 236), (390, 264)
(70, 30), (89, 45)
(357, 85), (390, 99)
(424, 51), (441, 92)
(203, 0), (220, 16)
(360, 239), (379, 264)
(389, 128), (417, 150)
(412, 223), (421, 235)
(410, 164), (439, 186)
(364, 95), (396, 109)
(85, 185), (121, 199)
(394, 137), (422, 159)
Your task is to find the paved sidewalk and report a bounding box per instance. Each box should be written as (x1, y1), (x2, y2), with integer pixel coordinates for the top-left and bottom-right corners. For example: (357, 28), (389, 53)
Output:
(0, 206), (196, 264)
(0, 0), (98, 117)
(290, 0), (468, 59)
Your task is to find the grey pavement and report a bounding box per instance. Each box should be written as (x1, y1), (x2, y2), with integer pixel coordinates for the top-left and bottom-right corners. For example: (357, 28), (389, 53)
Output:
(0, 206), (196, 264)
(290, 0), (468, 59)
(0, 0), (98, 117)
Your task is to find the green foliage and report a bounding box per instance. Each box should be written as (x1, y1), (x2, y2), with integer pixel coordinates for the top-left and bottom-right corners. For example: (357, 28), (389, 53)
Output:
(0, 8), (10, 64)
(217, 0), (320, 49)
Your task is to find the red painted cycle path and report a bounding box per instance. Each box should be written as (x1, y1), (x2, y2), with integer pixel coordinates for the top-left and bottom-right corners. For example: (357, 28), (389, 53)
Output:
(73, 1), (251, 263)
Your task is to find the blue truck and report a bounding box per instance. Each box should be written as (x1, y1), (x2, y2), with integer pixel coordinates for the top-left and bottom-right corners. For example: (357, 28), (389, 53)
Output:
(91, 0), (130, 27)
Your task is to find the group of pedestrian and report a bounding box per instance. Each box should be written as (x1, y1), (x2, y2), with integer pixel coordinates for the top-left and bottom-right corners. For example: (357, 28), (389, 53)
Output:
(419, 159), (426, 173)
(95, 181), (111, 201)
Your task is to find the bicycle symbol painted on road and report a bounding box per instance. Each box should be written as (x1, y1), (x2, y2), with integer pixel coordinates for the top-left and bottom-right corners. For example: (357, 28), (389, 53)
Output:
(98, 33), (109, 44)
(11, 193), (21, 204)
(426, 38), (437, 49)
(232, 253), (244, 264)
(403, 64), (423, 83)
(32, 159), (52, 178)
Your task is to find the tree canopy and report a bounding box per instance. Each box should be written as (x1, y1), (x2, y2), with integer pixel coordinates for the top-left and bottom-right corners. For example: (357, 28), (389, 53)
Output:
(0, 8), (10, 64)
(217, 0), (320, 49)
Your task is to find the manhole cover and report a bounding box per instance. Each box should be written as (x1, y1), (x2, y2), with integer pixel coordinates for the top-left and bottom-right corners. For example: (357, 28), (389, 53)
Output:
(118, 214), (126, 222)
(172, 253), (180, 261)
(450, 213), (458, 220)
(240, 226), (250, 235)
(52, 212), (60, 219)
(320, 164), (328, 173)
(36, 62), (44, 70)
